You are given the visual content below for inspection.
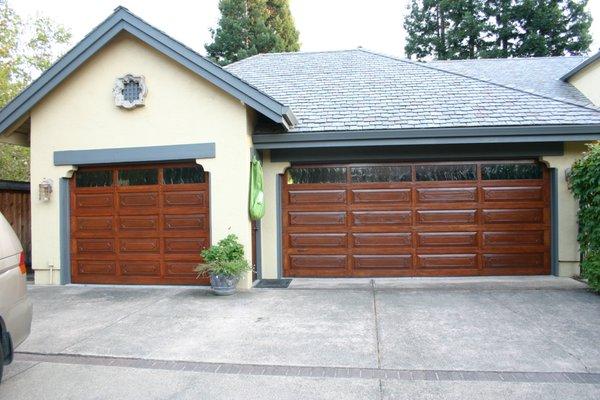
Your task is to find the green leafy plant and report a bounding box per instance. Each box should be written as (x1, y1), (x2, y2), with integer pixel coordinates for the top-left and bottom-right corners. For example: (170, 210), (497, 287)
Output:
(195, 234), (252, 278)
(569, 141), (600, 293)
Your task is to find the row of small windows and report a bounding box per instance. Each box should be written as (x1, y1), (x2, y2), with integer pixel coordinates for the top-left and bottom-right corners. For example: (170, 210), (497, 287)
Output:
(286, 163), (543, 184)
(75, 165), (205, 188)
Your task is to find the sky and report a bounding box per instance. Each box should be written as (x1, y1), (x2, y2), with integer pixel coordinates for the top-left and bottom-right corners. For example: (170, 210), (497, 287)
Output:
(9, 0), (600, 58)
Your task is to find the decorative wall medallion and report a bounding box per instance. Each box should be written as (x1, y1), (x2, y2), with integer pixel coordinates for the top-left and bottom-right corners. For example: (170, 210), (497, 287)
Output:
(113, 74), (147, 109)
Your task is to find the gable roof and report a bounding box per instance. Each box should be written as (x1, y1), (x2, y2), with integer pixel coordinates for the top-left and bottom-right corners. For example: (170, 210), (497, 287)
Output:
(0, 6), (296, 136)
(226, 49), (600, 135)
(430, 56), (590, 105)
(561, 51), (600, 81)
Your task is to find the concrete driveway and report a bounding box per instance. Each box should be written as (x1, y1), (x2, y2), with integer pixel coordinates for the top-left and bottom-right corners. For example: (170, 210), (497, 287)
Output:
(1, 277), (599, 399)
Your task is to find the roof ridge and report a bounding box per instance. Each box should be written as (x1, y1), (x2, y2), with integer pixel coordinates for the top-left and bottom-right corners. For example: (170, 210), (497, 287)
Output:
(356, 48), (600, 114)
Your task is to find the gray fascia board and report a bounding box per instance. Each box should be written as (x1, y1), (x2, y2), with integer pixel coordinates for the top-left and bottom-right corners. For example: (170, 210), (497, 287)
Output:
(561, 52), (600, 81)
(254, 133), (600, 150)
(253, 124), (600, 144)
(54, 142), (215, 166)
(0, 8), (292, 136)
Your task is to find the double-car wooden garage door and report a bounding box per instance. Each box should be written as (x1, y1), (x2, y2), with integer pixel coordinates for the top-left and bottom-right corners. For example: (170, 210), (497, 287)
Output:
(282, 161), (551, 277)
(70, 163), (209, 285)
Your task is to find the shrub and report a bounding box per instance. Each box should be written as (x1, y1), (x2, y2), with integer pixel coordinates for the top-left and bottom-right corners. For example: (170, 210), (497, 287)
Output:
(569, 141), (600, 293)
(195, 234), (252, 278)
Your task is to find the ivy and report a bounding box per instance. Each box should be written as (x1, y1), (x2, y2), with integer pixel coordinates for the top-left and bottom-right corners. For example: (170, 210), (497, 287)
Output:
(569, 141), (600, 293)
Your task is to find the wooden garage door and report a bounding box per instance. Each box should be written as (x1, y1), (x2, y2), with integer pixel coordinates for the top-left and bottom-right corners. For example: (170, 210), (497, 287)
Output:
(282, 161), (551, 277)
(71, 163), (210, 285)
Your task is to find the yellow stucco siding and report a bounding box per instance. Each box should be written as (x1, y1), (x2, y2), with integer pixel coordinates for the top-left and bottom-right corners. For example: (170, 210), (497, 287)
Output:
(29, 33), (254, 287)
(542, 142), (589, 277)
(568, 61), (600, 106)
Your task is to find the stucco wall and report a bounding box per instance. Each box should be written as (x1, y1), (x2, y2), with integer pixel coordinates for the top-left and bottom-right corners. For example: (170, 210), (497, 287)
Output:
(542, 142), (588, 277)
(30, 33), (254, 287)
(569, 61), (600, 106)
(259, 151), (289, 279)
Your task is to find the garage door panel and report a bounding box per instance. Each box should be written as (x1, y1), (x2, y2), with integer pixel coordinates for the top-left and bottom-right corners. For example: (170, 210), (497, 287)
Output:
(76, 239), (115, 253)
(283, 161), (550, 278)
(416, 187), (477, 203)
(289, 233), (347, 248)
(352, 232), (412, 247)
(164, 214), (208, 231)
(352, 189), (411, 204)
(75, 216), (114, 232)
(417, 232), (477, 247)
(289, 255), (347, 270)
(118, 216), (159, 232)
(119, 238), (159, 253)
(75, 193), (114, 209)
(353, 255), (412, 270)
(164, 262), (199, 277)
(417, 254), (478, 269)
(416, 210), (476, 224)
(77, 261), (116, 275)
(288, 211), (346, 226)
(482, 208), (544, 224)
(288, 189), (346, 204)
(164, 237), (208, 253)
(483, 253), (545, 269)
(120, 262), (161, 277)
(352, 211), (411, 226)
(483, 231), (545, 246)
(163, 191), (207, 208)
(118, 192), (159, 208)
(482, 186), (544, 202)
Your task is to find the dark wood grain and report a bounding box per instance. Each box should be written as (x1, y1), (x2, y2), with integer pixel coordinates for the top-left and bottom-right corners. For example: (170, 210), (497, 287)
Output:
(282, 161), (551, 277)
(71, 163), (210, 285)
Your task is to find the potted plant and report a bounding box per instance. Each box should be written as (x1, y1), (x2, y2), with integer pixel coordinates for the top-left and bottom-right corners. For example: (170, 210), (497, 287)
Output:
(195, 234), (252, 296)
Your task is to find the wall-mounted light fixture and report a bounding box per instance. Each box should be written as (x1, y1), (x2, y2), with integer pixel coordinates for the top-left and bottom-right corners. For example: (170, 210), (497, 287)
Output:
(39, 178), (53, 201)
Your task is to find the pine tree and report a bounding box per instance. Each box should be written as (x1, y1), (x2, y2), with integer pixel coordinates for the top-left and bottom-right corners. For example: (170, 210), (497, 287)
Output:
(514, 0), (592, 56)
(404, 0), (592, 60)
(205, 0), (300, 65)
(265, 0), (300, 52)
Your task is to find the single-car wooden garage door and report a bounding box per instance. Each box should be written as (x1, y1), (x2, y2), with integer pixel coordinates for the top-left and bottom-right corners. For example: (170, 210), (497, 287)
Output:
(70, 163), (209, 285)
(282, 161), (550, 277)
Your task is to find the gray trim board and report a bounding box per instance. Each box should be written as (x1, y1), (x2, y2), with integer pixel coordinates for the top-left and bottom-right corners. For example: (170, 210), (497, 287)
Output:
(0, 180), (30, 192)
(561, 51), (600, 81)
(0, 7), (295, 136)
(271, 142), (564, 163)
(254, 125), (600, 149)
(255, 219), (262, 280)
(54, 143), (215, 166)
(59, 178), (71, 285)
(550, 168), (559, 276)
(276, 176), (283, 279)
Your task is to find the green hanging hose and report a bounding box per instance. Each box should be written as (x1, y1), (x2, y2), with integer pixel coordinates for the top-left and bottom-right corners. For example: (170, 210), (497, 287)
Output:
(249, 156), (265, 220)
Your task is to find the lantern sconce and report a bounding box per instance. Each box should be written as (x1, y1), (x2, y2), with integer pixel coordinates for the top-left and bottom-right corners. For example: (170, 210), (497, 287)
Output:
(39, 178), (53, 202)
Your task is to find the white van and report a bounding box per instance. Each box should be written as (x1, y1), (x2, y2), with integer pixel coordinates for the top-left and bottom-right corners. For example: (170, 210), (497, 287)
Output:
(0, 212), (33, 382)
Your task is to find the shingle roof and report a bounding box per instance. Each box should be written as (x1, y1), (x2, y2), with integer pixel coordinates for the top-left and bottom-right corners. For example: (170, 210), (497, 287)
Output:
(430, 56), (590, 105)
(225, 49), (600, 133)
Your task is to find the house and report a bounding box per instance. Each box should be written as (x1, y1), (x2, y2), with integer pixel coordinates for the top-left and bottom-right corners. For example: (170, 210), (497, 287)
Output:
(1, 7), (599, 288)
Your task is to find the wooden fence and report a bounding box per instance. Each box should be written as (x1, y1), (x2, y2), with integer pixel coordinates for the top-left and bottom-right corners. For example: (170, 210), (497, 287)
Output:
(0, 180), (31, 268)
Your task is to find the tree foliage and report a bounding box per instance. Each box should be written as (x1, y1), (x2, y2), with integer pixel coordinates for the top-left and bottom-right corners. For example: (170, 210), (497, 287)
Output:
(404, 0), (592, 60)
(205, 0), (299, 65)
(0, 0), (70, 182)
(569, 142), (600, 293)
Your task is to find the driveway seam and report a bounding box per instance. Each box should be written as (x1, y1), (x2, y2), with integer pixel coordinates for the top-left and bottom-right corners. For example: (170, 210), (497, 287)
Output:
(13, 352), (600, 384)
(371, 279), (382, 369)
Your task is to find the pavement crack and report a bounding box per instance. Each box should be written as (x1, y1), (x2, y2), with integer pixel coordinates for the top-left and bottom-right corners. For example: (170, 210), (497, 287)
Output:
(371, 279), (382, 370)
